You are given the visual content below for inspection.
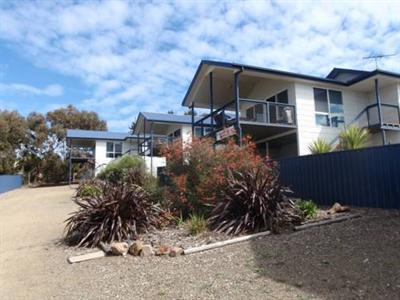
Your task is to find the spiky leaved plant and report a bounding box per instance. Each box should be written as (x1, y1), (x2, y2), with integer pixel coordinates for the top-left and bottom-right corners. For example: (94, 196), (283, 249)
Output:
(308, 138), (332, 154)
(64, 179), (162, 247)
(339, 125), (369, 150)
(209, 161), (301, 235)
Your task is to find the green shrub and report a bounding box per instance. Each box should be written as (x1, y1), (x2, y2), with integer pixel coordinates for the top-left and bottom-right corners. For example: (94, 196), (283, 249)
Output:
(339, 125), (369, 150)
(76, 181), (101, 198)
(97, 155), (146, 184)
(174, 212), (185, 227)
(308, 138), (332, 154)
(296, 200), (317, 220)
(186, 214), (208, 235)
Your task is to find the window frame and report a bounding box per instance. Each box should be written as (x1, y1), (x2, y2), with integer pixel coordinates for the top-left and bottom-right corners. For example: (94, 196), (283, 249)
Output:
(313, 87), (344, 128)
(106, 141), (123, 158)
(265, 89), (289, 104)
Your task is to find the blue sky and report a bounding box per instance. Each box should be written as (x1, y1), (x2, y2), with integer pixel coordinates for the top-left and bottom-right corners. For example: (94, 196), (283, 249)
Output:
(1, 0), (400, 131)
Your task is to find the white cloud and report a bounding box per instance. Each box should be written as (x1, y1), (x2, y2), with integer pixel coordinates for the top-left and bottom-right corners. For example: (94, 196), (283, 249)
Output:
(0, 83), (64, 97)
(1, 0), (400, 131)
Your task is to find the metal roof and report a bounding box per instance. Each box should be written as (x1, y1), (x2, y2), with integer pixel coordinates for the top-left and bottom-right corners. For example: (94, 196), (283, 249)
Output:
(181, 60), (400, 106)
(326, 67), (370, 80)
(66, 129), (135, 141)
(140, 112), (206, 124)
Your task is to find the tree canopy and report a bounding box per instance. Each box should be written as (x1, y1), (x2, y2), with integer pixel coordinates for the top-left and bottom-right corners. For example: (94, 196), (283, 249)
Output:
(46, 104), (107, 141)
(0, 105), (107, 184)
(0, 110), (27, 174)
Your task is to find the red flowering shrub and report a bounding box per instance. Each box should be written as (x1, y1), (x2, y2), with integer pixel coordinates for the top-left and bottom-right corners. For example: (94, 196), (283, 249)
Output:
(161, 137), (263, 217)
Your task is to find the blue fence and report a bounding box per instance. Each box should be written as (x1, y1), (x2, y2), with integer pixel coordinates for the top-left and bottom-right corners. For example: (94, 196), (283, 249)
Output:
(278, 144), (400, 209)
(0, 175), (23, 194)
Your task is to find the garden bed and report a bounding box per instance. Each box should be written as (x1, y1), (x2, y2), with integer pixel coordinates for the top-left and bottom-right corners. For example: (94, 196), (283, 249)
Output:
(137, 206), (355, 251)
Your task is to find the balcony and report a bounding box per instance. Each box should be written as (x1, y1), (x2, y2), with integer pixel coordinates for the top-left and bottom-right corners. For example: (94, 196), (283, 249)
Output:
(194, 98), (296, 141)
(69, 147), (95, 159)
(366, 103), (400, 131)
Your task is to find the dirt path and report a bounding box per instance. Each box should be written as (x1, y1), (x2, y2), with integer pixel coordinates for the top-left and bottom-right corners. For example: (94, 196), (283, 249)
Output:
(1, 186), (399, 299)
(0, 186), (76, 299)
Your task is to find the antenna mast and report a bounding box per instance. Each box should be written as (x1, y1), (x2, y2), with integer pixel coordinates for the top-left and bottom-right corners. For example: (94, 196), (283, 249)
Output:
(363, 53), (397, 69)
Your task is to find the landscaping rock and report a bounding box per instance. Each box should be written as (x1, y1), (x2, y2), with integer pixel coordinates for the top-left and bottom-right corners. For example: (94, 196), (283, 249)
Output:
(169, 246), (184, 257)
(155, 245), (171, 256)
(110, 242), (129, 256)
(328, 202), (350, 214)
(140, 244), (154, 257)
(129, 240), (144, 256)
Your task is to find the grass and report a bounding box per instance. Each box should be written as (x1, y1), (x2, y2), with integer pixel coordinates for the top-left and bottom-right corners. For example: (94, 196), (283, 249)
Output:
(174, 212), (185, 227)
(186, 214), (208, 235)
(296, 199), (317, 220)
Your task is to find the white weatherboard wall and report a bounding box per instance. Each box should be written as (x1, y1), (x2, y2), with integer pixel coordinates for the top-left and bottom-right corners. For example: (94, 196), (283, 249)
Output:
(246, 78), (296, 106)
(95, 140), (114, 174)
(294, 83), (370, 155)
(165, 124), (193, 144)
(144, 156), (166, 176)
(94, 139), (138, 175)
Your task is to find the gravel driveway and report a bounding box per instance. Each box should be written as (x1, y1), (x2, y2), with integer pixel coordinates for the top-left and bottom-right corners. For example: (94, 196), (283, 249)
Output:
(0, 186), (399, 299)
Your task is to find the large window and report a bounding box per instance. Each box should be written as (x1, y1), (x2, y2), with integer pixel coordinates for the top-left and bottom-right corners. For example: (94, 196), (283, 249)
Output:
(106, 141), (122, 158)
(313, 88), (344, 127)
(266, 89), (289, 104)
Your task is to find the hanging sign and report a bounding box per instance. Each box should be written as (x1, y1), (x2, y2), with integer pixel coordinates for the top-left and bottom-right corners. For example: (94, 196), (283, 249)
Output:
(216, 125), (237, 141)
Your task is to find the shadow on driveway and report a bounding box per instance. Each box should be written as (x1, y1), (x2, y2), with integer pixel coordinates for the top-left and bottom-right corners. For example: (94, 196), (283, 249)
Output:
(250, 210), (400, 299)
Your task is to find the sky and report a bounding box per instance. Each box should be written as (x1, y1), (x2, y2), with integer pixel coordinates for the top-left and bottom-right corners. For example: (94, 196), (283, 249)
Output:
(0, 0), (400, 132)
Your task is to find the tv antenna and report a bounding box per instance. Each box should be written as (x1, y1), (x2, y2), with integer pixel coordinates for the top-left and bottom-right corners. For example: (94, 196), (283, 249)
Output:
(363, 53), (397, 69)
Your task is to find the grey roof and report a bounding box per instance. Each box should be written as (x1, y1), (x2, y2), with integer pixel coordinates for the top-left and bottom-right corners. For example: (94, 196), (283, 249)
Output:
(66, 129), (135, 141)
(326, 68), (370, 82)
(182, 60), (400, 106)
(140, 112), (205, 124)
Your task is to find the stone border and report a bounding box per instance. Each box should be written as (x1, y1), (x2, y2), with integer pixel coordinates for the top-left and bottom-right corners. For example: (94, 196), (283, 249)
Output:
(67, 213), (361, 263)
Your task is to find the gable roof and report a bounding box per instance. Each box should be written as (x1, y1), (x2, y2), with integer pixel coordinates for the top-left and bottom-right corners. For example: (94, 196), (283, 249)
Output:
(326, 68), (371, 82)
(66, 129), (135, 141)
(182, 60), (400, 106)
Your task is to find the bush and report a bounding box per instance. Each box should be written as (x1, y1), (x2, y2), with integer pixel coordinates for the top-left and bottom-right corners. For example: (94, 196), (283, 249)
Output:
(296, 199), (317, 220)
(186, 214), (208, 235)
(308, 138), (332, 154)
(65, 179), (163, 247)
(97, 155), (146, 184)
(339, 125), (369, 150)
(75, 180), (101, 198)
(209, 160), (301, 235)
(40, 152), (68, 183)
(161, 137), (263, 218)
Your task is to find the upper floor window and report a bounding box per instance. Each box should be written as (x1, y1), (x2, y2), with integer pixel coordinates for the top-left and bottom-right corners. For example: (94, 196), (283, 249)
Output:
(194, 126), (213, 137)
(106, 141), (122, 158)
(266, 89), (289, 104)
(313, 88), (344, 127)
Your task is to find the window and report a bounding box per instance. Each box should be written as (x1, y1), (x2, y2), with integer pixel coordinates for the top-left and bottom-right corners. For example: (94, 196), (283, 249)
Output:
(313, 88), (344, 127)
(266, 89), (289, 104)
(173, 129), (181, 138)
(194, 126), (213, 137)
(106, 141), (123, 158)
(266, 89), (289, 123)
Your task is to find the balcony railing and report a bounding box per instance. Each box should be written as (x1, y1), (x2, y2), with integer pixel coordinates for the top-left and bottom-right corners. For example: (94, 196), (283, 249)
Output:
(137, 136), (174, 156)
(193, 98), (297, 137)
(239, 98), (296, 126)
(69, 147), (95, 159)
(366, 103), (400, 127)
